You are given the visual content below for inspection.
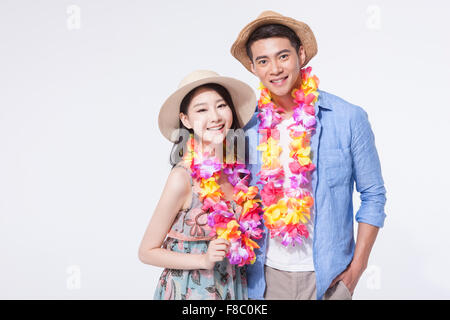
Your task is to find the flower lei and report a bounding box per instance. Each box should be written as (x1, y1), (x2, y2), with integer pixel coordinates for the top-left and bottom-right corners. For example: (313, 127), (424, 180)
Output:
(183, 135), (263, 266)
(257, 66), (319, 247)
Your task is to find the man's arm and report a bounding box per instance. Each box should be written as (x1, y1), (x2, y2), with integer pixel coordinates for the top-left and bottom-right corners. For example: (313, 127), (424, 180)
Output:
(330, 222), (379, 294)
(353, 222), (379, 271)
(352, 106), (387, 228)
(330, 106), (387, 294)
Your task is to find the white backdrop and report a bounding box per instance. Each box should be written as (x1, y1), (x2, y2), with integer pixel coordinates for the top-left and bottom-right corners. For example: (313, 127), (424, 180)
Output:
(1, 0), (450, 299)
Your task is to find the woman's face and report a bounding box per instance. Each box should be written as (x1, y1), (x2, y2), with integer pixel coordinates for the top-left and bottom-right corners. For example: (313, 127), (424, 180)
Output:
(180, 87), (234, 147)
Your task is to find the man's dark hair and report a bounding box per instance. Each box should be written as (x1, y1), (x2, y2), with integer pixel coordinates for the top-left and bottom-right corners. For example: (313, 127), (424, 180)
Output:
(245, 24), (302, 61)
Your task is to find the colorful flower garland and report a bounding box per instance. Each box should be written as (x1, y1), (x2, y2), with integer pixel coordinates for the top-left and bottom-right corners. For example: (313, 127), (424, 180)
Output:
(257, 66), (319, 247)
(183, 136), (263, 266)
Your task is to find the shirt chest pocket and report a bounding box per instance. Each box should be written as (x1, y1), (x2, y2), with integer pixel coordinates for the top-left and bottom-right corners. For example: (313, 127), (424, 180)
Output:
(320, 148), (353, 188)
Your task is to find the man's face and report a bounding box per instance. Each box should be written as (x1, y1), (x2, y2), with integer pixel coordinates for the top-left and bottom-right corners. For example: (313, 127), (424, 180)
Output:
(250, 37), (305, 98)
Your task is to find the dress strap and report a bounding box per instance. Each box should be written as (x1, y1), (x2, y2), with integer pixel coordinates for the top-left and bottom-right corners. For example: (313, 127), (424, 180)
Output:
(173, 163), (193, 186)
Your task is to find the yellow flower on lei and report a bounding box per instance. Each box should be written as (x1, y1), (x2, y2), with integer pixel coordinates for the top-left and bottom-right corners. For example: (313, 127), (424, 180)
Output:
(218, 220), (241, 240)
(263, 199), (288, 225)
(258, 83), (272, 105)
(257, 137), (282, 169)
(289, 132), (309, 151)
(285, 198), (312, 224)
(199, 176), (223, 202)
(233, 186), (259, 205)
(240, 199), (260, 218)
(302, 75), (319, 97)
(290, 146), (312, 166)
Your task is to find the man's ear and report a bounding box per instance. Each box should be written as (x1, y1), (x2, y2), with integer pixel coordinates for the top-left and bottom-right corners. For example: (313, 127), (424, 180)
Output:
(298, 45), (306, 66)
(179, 113), (192, 129)
(250, 60), (256, 75)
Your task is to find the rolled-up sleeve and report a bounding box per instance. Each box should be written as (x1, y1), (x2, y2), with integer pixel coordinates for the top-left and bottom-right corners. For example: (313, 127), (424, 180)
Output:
(351, 106), (387, 228)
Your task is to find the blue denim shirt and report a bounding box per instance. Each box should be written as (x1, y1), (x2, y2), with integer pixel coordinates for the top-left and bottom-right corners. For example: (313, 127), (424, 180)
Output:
(243, 89), (387, 300)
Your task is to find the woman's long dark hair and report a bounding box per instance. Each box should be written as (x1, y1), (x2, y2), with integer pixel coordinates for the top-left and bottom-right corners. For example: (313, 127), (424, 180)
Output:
(169, 83), (241, 167)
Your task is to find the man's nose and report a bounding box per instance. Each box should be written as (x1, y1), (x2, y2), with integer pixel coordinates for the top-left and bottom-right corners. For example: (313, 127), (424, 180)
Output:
(270, 60), (283, 75)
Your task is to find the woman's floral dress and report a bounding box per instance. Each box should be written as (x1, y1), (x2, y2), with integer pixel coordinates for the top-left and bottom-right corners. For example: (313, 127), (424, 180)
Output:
(153, 165), (247, 300)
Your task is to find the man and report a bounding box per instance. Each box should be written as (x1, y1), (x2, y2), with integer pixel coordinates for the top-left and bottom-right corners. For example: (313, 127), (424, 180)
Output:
(231, 11), (387, 300)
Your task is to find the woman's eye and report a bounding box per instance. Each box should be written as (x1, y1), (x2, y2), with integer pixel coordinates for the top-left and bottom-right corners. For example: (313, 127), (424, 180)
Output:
(217, 104), (227, 108)
(197, 109), (206, 113)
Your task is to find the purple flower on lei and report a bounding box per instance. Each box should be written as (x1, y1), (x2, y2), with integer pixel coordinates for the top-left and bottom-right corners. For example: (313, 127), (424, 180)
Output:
(192, 158), (221, 179)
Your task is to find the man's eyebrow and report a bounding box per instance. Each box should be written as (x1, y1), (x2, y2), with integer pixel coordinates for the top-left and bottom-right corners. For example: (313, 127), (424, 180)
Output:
(255, 49), (292, 61)
(255, 55), (268, 61)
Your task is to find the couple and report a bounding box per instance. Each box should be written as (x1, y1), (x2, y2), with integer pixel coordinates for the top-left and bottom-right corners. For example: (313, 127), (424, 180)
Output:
(138, 11), (387, 300)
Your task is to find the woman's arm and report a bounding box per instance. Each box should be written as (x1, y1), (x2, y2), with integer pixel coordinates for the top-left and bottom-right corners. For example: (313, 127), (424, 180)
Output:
(138, 167), (229, 270)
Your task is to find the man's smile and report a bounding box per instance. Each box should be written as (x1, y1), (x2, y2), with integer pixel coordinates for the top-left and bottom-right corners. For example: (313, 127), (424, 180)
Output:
(270, 75), (288, 86)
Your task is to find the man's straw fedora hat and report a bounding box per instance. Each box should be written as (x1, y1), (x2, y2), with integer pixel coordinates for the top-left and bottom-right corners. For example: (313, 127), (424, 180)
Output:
(231, 10), (318, 73)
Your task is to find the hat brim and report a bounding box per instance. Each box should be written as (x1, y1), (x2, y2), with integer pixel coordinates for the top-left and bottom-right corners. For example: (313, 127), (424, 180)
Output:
(230, 15), (318, 73)
(158, 76), (256, 142)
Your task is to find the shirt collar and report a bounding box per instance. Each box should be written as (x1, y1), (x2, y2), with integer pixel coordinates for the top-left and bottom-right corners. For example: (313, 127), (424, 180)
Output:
(316, 89), (332, 112)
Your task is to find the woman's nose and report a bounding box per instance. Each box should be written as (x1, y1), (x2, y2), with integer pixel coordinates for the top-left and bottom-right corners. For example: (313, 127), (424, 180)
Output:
(209, 108), (221, 122)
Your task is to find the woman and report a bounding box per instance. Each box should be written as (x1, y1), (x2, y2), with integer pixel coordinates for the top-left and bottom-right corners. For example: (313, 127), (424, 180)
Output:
(138, 70), (263, 300)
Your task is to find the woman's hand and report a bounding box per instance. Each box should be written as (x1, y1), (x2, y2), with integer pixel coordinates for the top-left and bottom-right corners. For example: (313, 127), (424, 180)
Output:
(201, 238), (230, 270)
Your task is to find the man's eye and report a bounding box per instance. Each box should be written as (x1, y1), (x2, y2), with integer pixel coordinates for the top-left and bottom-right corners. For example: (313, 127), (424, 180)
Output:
(258, 59), (267, 65)
(280, 54), (288, 60)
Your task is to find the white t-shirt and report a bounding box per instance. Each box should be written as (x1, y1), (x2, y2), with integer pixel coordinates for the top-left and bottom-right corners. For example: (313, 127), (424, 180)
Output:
(265, 117), (315, 272)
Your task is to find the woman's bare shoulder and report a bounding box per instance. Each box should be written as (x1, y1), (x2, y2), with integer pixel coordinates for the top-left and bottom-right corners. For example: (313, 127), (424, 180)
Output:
(164, 163), (191, 195)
